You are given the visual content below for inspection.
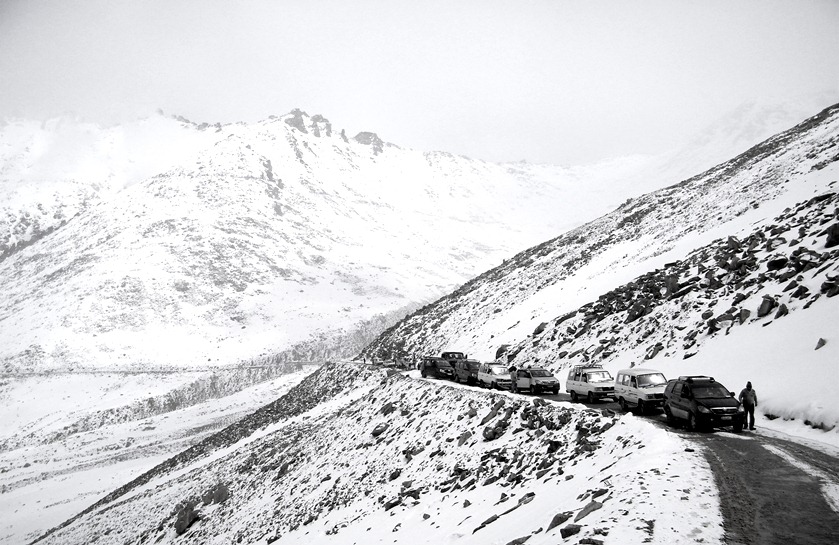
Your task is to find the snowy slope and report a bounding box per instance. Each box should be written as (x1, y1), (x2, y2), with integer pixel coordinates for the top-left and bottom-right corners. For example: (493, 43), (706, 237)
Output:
(0, 111), (675, 373)
(361, 103), (839, 432)
(31, 363), (722, 545)
(0, 366), (316, 545)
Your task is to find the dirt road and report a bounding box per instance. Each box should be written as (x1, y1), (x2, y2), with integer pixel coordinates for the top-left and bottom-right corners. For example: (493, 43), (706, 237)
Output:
(430, 378), (839, 544)
(541, 391), (839, 544)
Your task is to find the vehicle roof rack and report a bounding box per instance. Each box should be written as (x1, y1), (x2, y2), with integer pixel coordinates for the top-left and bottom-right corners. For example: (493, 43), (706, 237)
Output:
(571, 363), (603, 369)
(679, 375), (714, 383)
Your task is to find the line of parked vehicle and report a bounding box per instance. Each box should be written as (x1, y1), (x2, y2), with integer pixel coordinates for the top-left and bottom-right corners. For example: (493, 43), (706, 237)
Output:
(418, 353), (748, 433)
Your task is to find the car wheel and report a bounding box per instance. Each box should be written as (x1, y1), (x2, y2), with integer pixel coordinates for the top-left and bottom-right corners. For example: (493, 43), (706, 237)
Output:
(733, 420), (743, 433)
(570, 391), (578, 402)
(421, 371), (427, 378)
(687, 412), (697, 432)
(619, 398), (628, 412)
(637, 400), (646, 415)
(552, 387), (559, 395)
(587, 392), (595, 404)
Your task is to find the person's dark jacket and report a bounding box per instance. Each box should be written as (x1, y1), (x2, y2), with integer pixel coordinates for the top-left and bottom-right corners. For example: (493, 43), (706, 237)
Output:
(739, 388), (758, 407)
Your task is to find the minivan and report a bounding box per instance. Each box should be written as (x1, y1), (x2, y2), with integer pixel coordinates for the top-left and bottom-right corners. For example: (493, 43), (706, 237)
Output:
(615, 368), (667, 414)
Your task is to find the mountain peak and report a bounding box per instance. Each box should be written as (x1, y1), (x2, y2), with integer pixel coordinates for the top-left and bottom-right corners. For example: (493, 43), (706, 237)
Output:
(280, 109), (332, 137)
(353, 131), (384, 154)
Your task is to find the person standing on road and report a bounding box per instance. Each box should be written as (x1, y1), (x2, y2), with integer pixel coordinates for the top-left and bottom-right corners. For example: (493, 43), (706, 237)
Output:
(739, 381), (758, 430)
(509, 365), (518, 393)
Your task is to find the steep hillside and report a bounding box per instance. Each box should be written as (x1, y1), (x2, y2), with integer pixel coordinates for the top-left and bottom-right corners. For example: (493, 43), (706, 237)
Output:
(361, 103), (839, 429)
(0, 111), (668, 372)
(31, 363), (721, 545)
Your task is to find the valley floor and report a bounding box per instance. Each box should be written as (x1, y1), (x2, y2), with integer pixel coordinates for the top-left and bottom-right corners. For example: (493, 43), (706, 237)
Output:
(0, 367), (316, 544)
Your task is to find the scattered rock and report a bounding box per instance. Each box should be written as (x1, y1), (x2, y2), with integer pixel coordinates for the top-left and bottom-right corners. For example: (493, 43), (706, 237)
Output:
(371, 422), (390, 437)
(560, 524), (582, 538)
(547, 511), (573, 532)
(574, 500), (603, 522)
(173, 501), (199, 535)
(815, 338), (827, 350)
(201, 483), (230, 506)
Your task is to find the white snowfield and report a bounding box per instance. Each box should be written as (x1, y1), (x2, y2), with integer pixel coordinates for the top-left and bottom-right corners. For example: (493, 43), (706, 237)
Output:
(30, 364), (725, 545)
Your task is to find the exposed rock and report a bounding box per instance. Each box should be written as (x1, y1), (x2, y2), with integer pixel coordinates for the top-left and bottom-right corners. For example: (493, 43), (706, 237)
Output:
(560, 524), (582, 538)
(825, 222), (839, 248)
(458, 431), (473, 446)
(816, 338), (827, 350)
(547, 511), (573, 532)
(738, 308), (751, 325)
(353, 132), (384, 154)
(371, 422), (390, 437)
(504, 537), (531, 545)
(574, 500), (603, 522)
(173, 501), (199, 535)
(201, 482), (230, 505)
(380, 402), (396, 415)
(383, 497), (402, 510)
(757, 296), (777, 318)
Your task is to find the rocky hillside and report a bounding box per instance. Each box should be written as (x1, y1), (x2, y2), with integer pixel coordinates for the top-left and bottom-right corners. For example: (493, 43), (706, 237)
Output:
(360, 104), (839, 359)
(32, 362), (719, 545)
(360, 103), (839, 430)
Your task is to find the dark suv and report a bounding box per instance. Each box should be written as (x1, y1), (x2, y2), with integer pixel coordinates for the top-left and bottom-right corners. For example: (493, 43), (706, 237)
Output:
(419, 357), (454, 380)
(453, 359), (480, 384)
(663, 376), (745, 432)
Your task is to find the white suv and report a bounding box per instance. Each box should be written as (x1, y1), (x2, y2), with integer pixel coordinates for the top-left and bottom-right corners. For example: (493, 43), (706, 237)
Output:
(478, 362), (512, 390)
(614, 368), (668, 414)
(565, 365), (615, 403)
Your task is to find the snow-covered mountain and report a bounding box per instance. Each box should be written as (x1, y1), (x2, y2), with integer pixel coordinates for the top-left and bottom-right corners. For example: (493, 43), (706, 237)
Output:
(3, 100), (839, 544)
(361, 102), (839, 431)
(0, 110), (677, 373)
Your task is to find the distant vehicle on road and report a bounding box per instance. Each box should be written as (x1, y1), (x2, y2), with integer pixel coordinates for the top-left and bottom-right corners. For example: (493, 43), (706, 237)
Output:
(663, 376), (745, 432)
(441, 351), (467, 366)
(453, 358), (480, 384)
(566, 364), (615, 403)
(615, 368), (667, 414)
(477, 362), (512, 390)
(515, 367), (560, 394)
(419, 357), (454, 380)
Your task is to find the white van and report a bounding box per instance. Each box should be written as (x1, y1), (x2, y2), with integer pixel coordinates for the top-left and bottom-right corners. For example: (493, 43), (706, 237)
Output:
(478, 362), (512, 390)
(565, 364), (614, 403)
(615, 368), (668, 414)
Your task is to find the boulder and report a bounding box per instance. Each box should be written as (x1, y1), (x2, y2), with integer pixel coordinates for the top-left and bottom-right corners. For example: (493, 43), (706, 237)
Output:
(767, 257), (789, 271)
(560, 524), (582, 538)
(825, 222), (839, 248)
(757, 296), (776, 318)
(547, 511), (573, 532)
(201, 483), (230, 505)
(371, 422), (390, 437)
(574, 500), (603, 522)
(738, 308), (751, 325)
(173, 501), (199, 535)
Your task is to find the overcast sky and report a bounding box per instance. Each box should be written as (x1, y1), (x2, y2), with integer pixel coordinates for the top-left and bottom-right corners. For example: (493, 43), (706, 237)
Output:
(1, 0), (837, 165)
